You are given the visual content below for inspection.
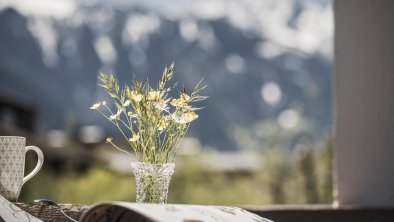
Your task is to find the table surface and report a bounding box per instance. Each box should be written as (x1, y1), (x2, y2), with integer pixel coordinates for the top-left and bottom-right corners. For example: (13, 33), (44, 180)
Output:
(16, 203), (88, 222)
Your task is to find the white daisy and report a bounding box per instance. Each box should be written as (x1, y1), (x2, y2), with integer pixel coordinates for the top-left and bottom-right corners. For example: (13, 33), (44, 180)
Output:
(110, 109), (122, 120)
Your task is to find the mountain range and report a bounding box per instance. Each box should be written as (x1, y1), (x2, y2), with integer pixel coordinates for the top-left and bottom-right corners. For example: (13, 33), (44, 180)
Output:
(0, 3), (332, 151)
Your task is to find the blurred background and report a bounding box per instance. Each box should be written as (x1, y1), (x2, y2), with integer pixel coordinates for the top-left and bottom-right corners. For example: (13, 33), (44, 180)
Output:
(0, 0), (333, 205)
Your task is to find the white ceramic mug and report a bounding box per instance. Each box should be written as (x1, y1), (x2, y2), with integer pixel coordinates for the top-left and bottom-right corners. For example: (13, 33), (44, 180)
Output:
(0, 136), (44, 201)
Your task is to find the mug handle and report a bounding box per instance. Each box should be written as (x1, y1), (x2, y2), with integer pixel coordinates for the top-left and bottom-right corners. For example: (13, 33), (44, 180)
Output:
(22, 146), (44, 185)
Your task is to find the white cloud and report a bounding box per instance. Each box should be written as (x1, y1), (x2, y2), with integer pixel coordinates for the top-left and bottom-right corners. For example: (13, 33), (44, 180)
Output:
(178, 0), (332, 60)
(157, 0), (333, 60)
(2, 0), (333, 61)
(0, 0), (77, 19)
(191, 1), (226, 20)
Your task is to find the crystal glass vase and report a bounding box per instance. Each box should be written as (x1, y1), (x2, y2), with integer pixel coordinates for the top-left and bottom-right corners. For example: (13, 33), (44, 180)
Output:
(131, 162), (175, 204)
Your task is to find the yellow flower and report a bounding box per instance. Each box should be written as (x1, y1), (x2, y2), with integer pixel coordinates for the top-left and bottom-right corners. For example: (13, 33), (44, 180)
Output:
(148, 91), (160, 100)
(123, 100), (131, 107)
(183, 111), (198, 122)
(170, 98), (184, 107)
(131, 92), (143, 102)
(181, 93), (190, 102)
(183, 105), (192, 110)
(170, 99), (179, 107)
(172, 111), (199, 124)
(106, 137), (113, 143)
(129, 133), (140, 142)
(90, 102), (101, 109)
(158, 118), (168, 131)
(102, 101), (107, 106)
(171, 94), (190, 107)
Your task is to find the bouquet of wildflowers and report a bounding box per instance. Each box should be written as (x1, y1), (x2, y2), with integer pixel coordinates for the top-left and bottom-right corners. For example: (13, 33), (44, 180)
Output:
(90, 63), (207, 164)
